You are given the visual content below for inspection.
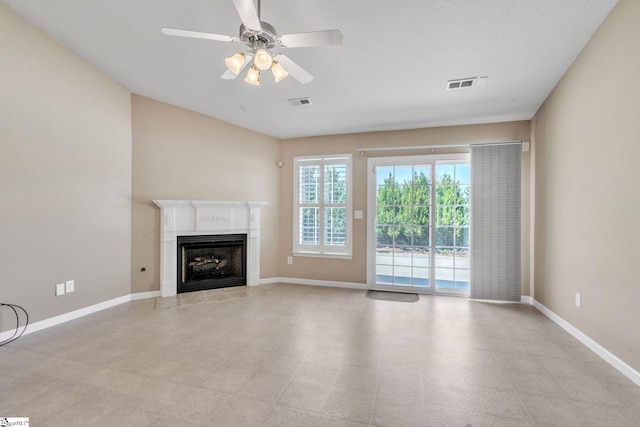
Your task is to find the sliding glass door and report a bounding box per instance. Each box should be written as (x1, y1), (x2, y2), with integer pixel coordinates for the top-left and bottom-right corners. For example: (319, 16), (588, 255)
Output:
(374, 164), (432, 288)
(434, 162), (470, 294)
(367, 154), (470, 295)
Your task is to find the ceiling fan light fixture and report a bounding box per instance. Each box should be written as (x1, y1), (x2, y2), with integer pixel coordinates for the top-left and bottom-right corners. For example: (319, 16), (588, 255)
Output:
(244, 65), (260, 85)
(224, 52), (245, 74)
(254, 48), (272, 70)
(271, 61), (289, 83)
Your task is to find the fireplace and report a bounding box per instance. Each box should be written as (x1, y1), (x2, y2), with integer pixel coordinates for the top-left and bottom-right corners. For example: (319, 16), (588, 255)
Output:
(177, 234), (246, 293)
(154, 200), (267, 297)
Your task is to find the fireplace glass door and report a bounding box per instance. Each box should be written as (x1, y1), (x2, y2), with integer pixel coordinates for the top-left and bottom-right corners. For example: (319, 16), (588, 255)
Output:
(177, 234), (247, 293)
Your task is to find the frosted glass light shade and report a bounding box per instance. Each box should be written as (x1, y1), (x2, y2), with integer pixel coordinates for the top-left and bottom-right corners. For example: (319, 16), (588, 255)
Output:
(254, 49), (272, 70)
(271, 61), (289, 83)
(224, 52), (246, 74)
(244, 65), (260, 85)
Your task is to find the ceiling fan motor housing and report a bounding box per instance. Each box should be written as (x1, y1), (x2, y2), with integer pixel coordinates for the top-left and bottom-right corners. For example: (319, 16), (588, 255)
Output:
(239, 22), (278, 48)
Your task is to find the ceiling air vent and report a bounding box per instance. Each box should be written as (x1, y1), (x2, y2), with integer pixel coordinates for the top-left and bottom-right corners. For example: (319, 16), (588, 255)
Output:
(288, 97), (312, 106)
(447, 77), (476, 90)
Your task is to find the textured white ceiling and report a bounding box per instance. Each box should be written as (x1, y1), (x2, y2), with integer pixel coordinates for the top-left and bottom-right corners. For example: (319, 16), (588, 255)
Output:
(3, 0), (619, 139)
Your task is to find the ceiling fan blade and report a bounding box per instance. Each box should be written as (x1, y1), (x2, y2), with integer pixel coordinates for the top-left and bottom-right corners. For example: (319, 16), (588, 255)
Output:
(161, 28), (236, 43)
(231, 0), (262, 32)
(277, 29), (344, 48)
(221, 53), (252, 80)
(273, 54), (314, 84)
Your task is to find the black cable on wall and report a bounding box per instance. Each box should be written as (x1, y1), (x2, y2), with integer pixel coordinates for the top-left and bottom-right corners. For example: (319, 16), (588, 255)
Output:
(0, 303), (29, 346)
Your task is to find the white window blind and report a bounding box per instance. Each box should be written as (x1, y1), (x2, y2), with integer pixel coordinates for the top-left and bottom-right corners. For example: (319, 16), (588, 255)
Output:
(294, 154), (352, 258)
(470, 143), (521, 301)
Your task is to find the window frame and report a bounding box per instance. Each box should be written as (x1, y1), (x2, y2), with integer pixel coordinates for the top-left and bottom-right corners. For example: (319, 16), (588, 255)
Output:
(293, 153), (353, 259)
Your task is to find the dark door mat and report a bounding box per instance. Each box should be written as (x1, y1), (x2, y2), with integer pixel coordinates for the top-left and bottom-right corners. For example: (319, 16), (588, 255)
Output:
(366, 290), (419, 302)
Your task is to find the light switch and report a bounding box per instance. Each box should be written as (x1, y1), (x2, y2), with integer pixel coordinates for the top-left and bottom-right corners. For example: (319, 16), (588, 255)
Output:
(354, 210), (363, 219)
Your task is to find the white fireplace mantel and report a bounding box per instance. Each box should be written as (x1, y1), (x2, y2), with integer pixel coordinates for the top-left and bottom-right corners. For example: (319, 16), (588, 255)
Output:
(154, 200), (267, 297)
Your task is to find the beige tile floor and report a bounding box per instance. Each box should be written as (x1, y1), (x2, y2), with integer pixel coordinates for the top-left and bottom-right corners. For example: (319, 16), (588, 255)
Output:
(1, 283), (639, 426)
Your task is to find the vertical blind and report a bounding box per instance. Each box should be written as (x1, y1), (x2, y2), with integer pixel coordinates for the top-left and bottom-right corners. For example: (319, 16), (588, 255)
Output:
(470, 143), (521, 301)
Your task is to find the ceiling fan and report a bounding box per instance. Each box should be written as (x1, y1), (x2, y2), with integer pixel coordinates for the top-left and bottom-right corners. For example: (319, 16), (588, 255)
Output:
(161, 0), (343, 85)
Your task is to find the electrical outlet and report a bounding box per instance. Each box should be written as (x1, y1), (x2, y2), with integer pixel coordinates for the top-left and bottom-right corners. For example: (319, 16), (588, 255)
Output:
(56, 283), (65, 296)
(66, 280), (75, 293)
(287, 256), (293, 265)
(575, 293), (581, 308)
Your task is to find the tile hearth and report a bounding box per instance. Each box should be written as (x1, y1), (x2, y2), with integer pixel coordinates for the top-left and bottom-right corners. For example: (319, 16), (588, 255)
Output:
(155, 286), (272, 310)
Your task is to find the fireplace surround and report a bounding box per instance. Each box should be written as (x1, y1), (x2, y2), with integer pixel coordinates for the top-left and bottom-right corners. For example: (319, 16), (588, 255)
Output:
(154, 200), (266, 297)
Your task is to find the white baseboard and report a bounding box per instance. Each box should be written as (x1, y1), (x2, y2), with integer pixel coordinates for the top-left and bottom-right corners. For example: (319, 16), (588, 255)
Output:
(520, 295), (533, 304)
(261, 277), (368, 290)
(530, 299), (640, 387)
(258, 277), (283, 285)
(131, 290), (161, 300)
(0, 291), (160, 342)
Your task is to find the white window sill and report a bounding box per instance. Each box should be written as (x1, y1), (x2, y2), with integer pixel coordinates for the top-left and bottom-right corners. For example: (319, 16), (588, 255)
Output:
(293, 252), (353, 260)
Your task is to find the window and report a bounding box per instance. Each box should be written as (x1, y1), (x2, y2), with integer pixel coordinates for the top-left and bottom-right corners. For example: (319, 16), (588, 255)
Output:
(294, 154), (352, 258)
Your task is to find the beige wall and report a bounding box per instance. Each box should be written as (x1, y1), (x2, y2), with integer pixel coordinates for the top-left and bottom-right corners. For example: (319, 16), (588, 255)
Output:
(280, 121), (532, 294)
(0, 4), (132, 329)
(130, 95), (280, 293)
(532, 0), (640, 371)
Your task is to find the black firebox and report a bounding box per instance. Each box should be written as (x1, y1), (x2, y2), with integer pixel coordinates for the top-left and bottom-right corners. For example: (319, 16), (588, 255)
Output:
(176, 234), (247, 294)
